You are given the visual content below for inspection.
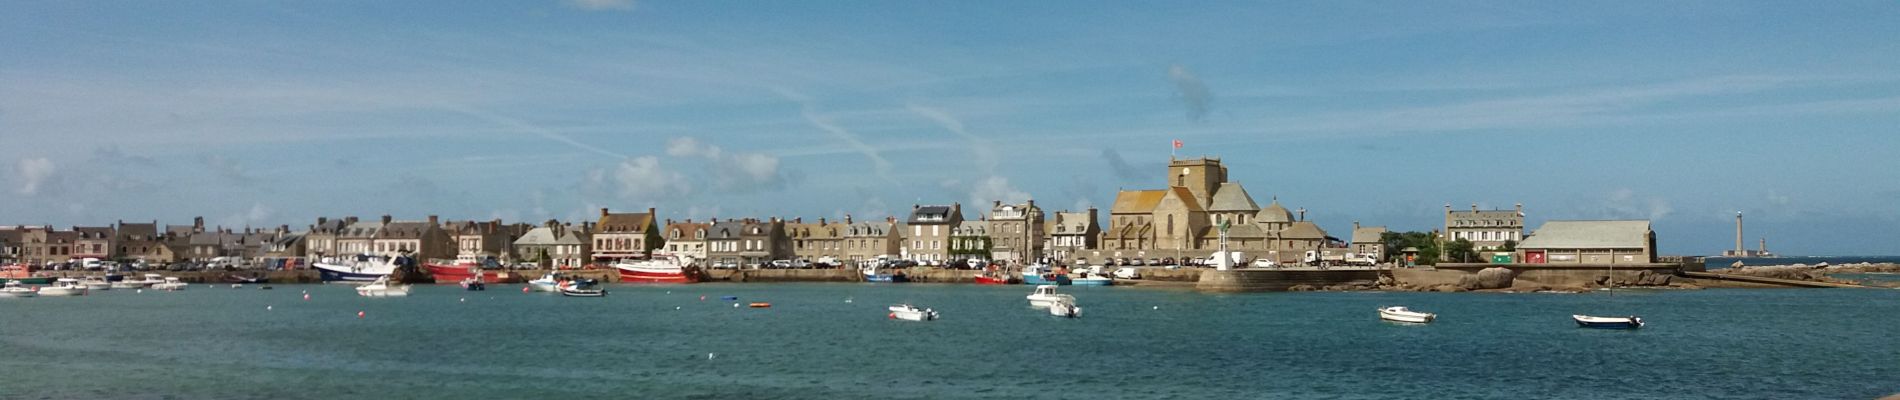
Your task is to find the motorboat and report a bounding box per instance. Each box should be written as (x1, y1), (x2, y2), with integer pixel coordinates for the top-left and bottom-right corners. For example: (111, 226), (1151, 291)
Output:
(0, 264), (52, 284)
(527, 272), (562, 292)
(1020, 264), (1072, 285)
(1573, 315), (1643, 329)
(313, 254), (408, 283)
(1026, 285), (1075, 308)
(151, 277), (188, 291)
(559, 278), (606, 297)
(80, 276), (112, 291)
(460, 277), (486, 291)
(0, 281), (37, 298)
(425, 260), (508, 284)
(38, 278), (88, 296)
(861, 265), (910, 283)
(888, 304), (938, 321)
(223, 275), (269, 284)
(354, 276), (411, 297)
(1048, 298), (1081, 318)
(614, 253), (699, 283)
(1378, 306), (1436, 324)
(109, 278), (146, 289)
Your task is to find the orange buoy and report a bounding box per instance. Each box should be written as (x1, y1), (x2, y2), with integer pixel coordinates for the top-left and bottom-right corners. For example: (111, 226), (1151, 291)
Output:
(749, 302), (771, 308)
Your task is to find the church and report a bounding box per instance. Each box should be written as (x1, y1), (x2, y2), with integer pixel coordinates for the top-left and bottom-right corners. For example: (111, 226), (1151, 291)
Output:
(1098, 156), (1341, 264)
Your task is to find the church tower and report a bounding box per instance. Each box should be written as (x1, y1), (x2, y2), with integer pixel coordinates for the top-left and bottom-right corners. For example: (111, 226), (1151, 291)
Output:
(1167, 157), (1226, 207)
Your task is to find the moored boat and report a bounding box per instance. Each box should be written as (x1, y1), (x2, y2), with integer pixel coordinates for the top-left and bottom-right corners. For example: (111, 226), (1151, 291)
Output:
(614, 254), (699, 283)
(973, 274), (1011, 284)
(151, 277), (188, 291)
(313, 254), (407, 283)
(223, 275), (269, 284)
(426, 260), (506, 284)
(888, 304), (938, 321)
(559, 278), (606, 297)
(1573, 315), (1643, 329)
(38, 278), (88, 296)
(1048, 298), (1081, 318)
(1, 265), (53, 285)
(0, 281), (38, 298)
(527, 272), (562, 292)
(1378, 306), (1436, 323)
(80, 276), (112, 291)
(354, 276), (411, 297)
(460, 277), (486, 291)
(862, 265), (910, 283)
(1026, 285), (1075, 308)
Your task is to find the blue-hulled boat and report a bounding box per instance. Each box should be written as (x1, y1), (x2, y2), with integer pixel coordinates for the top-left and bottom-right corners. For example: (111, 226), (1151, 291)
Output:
(313, 254), (408, 283)
(1021, 272), (1072, 285)
(862, 266), (909, 283)
(1573, 315), (1643, 329)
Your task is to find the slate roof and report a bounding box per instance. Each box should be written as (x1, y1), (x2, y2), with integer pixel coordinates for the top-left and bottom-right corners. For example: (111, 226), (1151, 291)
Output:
(1518, 220), (1651, 249)
(1110, 190), (1167, 214)
(1351, 226), (1388, 244)
(115, 222), (157, 240)
(706, 221), (746, 240)
(908, 205), (960, 225)
(597, 211), (654, 234)
(1207, 183), (1259, 212)
(515, 226), (587, 246)
(1200, 223), (1268, 239)
(845, 222), (894, 237)
(1256, 200), (1295, 223)
(378, 222), (433, 239)
(339, 221), (384, 239)
(73, 226), (114, 240)
(1282, 221), (1328, 240)
(953, 221), (988, 236)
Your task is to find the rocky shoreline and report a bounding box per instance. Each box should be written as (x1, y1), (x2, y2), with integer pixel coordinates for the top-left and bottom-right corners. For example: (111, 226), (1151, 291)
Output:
(1287, 267), (1703, 293)
(1718, 262), (1900, 287)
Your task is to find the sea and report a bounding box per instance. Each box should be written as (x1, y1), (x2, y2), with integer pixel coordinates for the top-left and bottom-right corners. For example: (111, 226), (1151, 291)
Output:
(2, 283), (1896, 400)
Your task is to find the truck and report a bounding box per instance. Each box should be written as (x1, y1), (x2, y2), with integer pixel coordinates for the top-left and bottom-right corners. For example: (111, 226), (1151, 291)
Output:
(1203, 251), (1244, 269)
(1343, 253), (1379, 266)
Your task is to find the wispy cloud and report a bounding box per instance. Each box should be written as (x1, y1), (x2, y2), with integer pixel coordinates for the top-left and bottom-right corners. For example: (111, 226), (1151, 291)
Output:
(906, 103), (998, 173)
(1100, 148), (1146, 183)
(774, 87), (895, 183)
(564, 0), (635, 11)
(13, 157), (55, 195)
(202, 155), (258, 186)
(665, 136), (796, 192)
(1169, 64), (1214, 122)
(447, 106), (628, 160)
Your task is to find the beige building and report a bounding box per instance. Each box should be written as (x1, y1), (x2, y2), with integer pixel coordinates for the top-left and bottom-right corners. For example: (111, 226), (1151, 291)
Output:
(987, 200), (1044, 264)
(372, 216), (453, 261)
(1350, 222), (1389, 261)
(335, 218), (382, 256)
(514, 220), (591, 269)
(842, 216), (901, 266)
(661, 220), (710, 262)
(1444, 203), (1525, 251)
(301, 217), (349, 260)
(786, 218), (846, 264)
(594, 207), (661, 262)
(1518, 220), (1655, 265)
(902, 203), (963, 264)
(1045, 208), (1099, 263)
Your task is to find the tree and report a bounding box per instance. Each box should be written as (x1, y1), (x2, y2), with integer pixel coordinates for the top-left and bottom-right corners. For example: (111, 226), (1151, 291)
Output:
(1445, 239), (1477, 263)
(1501, 240), (1518, 252)
(1380, 231), (1442, 266)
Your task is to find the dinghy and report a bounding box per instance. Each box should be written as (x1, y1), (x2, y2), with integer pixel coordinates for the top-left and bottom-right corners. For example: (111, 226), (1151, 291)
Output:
(1573, 315), (1643, 329)
(888, 304), (938, 321)
(354, 276), (411, 297)
(559, 279), (606, 297)
(1048, 298), (1081, 318)
(1378, 306), (1436, 323)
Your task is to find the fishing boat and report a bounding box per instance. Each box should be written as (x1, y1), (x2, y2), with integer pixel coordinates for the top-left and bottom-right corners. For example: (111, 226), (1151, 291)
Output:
(459, 276), (486, 291)
(354, 276), (411, 297)
(0, 281), (37, 298)
(888, 304), (938, 321)
(1020, 264), (1072, 286)
(1378, 306), (1436, 323)
(1573, 315), (1643, 329)
(861, 265), (910, 283)
(1069, 274), (1113, 286)
(1026, 285), (1075, 308)
(151, 277), (188, 291)
(1048, 297), (1081, 318)
(38, 278), (88, 296)
(974, 267), (1013, 284)
(425, 260), (505, 284)
(559, 278), (606, 297)
(223, 275), (269, 284)
(80, 276), (112, 291)
(0, 265), (53, 285)
(527, 272), (563, 292)
(614, 254), (699, 283)
(313, 254), (407, 283)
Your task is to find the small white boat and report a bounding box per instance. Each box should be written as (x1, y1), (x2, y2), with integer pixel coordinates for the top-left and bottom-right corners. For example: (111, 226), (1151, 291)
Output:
(527, 273), (562, 292)
(1025, 285), (1075, 308)
(80, 276), (112, 291)
(1378, 306), (1436, 323)
(888, 304), (938, 321)
(1573, 314), (1643, 329)
(354, 276), (411, 297)
(108, 279), (145, 289)
(1048, 298), (1081, 318)
(38, 278), (89, 296)
(0, 281), (37, 298)
(559, 279), (607, 297)
(151, 277), (188, 291)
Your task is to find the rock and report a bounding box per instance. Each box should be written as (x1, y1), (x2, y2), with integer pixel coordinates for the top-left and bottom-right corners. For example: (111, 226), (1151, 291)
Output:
(1430, 284), (1468, 293)
(1730, 260), (1745, 268)
(1475, 267), (1515, 289)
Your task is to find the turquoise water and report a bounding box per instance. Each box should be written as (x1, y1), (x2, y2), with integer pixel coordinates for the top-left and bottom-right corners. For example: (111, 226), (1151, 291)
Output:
(2, 284), (1896, 399)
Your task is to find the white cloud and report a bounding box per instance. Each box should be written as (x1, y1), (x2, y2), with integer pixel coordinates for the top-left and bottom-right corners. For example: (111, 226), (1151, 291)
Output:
(947, 176), (1031, 210)
(1594, 188), (1672, 221)
(664, 136), (791, 192)
(565, 0), (635, 11)
(14, 157), (55, 195)
(603, 156), (690, 202)
(220, 203), (276, 227)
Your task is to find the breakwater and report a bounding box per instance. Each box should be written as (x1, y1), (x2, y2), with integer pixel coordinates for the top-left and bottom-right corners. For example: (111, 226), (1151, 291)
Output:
(1195, 268), (1383, 292)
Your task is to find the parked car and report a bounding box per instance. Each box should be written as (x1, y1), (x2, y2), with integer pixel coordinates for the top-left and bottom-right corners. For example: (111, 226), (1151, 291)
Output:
(1251, 258), (1277, 268)
(769, 260), (793, 269)
(1129, 258), (1145, 266)
(1113, 267), (1141, 279)
(1160, 257), (1175, 266)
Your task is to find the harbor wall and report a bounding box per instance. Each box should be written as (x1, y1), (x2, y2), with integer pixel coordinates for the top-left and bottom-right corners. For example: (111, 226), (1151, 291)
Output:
(704, 268), (859, 283)
(1403, 264), (1683, 288)
(38, 269), (322, 283)
(1195, 269), (1382, 292)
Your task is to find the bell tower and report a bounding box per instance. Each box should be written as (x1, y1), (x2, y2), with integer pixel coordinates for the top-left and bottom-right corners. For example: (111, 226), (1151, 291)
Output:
(1167, 157), (1225, 207)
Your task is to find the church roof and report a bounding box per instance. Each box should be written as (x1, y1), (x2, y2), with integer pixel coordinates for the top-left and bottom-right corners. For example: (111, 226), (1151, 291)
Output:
(1207, 183), (1259, 212)
(1110, 190), (1167, 214)
(1282, 221), (1327, 240)
(1256, 199), (1295, 223)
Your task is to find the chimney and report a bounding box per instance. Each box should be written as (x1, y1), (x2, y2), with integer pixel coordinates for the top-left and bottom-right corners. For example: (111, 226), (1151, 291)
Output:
(601, 208), (610, 217)
(993, 200), (1001, 207)
(1515, 203), (1523, 214)
(193, 217), (205, 231)
(845, 214), (853, 224)
(381, 215), (392, 224)
(794, 217), (802, 224)
(1027, 199), (1034, 209)
(819, 218), (827, 225)
(347, 216), (358, 224)
(427, 215), (438, 226)
(1353, 221), (1360, 230)
(647, 207), (656, 218)
(914, 204), (921, 210)
(318, 217), (328, 225)
(1444, 203), (1452, 214)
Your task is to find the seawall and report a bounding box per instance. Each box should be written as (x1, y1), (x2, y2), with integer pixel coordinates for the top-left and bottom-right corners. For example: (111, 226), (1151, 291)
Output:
(1195, 268), (1383, 292)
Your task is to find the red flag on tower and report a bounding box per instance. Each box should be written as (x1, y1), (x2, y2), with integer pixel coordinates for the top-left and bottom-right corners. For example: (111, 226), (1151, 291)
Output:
(1172, 139), (1183, 149)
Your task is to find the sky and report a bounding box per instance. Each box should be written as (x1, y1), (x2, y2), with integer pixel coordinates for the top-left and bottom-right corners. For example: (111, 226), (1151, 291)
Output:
(3, 1), (1899, 256)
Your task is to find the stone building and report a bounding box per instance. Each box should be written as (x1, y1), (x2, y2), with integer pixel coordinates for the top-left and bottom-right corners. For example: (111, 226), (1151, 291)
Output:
(514, 220), (591, 269)
(113, 221), (173, 264)
(986, 200), (1044, 265)
(1102, 156), (1358, 265)
(1350, 222), (1389, 261)
(785, 218), (846, 264)
(0, 228), (18, 263)
(736, 218), (791, 267)
(335, 217), (382, 256)
(1518, 220), (1656, 265)
(661, 220), (711, 262)
(950, 220), (990, 263)
(903, 203), (963, 264)
(703, 220), (746, 268)
(842, 216), (901, 266)
(301, 217), (349, 260)
(1044, 208), (1099, 264)
(447, 219), (529, 263)
(72, 226), (114, 261)
(1443, 203), (1525, 251)
(371, 216), (453, 260)
(593, 207), (662, 262)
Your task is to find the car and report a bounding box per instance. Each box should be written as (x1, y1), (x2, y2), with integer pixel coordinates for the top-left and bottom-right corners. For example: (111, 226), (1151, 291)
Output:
(1251, 258), (1277, 268)
(770, 260), (793, 269)
(1113, 267), (1141, 279)
(1160, 257), (1176, 266)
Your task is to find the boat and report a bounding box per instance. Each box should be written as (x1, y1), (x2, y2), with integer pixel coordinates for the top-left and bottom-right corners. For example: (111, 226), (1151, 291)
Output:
(1021, 264), (1073, 286)
(313, 254), (407, 283)
(37, 278), (88, 296)
(1378, 306), (1436, 323)
(559, 278), (606, 297)
(151, 277), (188, 291)
(80, 276), (112, 291)
(1025, 285), (1076, 308)
(862, 265), (910, 283)
(1048, 298), (1081, 318)
(888, 304), (938, 321)
(1573, 315), (1644, 329)
(223, 275), (269, 284)
(1069, 274), (1114, 286)
(527, 272), (563, 292)
(973, 274), (1011, 284)
(614, 254), (699, 283)
(0, 281), (37, 298)
(748, 302), (771, 308)
(104, 273), (125, 282)
(0, 265), (53, 285)
(108, 278), (146, 289)
(426, 260), (506, 284)
(460, 276), (486, 291)
(354, 276), (411, 297)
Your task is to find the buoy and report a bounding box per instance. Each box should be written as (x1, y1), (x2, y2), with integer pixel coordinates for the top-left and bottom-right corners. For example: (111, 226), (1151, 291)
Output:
(888, 313), (896, 319)
(522, 286), (530, 293)
(266, 305), (273, 310)
(749, 302), (771, 308)
(845, 298), (853, 303)
(460, 298), (466, 302)
(304, 293), (311, 301)
(700, 295), (706, 301)
(674, 306), (681, 310)
(1153, 306), (1159, 310)
(357, 311), (365, 318)
(707, 353), (715, 360)
(135, 289), (142, 293)
(732, 303), (740, 308)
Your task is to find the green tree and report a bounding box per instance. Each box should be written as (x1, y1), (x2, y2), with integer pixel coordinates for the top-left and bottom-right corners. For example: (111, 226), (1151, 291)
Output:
(1380, 231), (1442, 266)
(1500, 240), (1518, 252)
(1445, 239), (1477, 263)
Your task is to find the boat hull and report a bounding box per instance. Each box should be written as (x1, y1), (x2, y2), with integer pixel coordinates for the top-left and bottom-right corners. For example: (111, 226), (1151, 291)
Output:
(37, 287), (85, 296)
(1069, 277), (1112, 286)
(356, 288), (411, 297)
(974, 275), (1011, 285)
(7, 277), (54, 285)
(1049, 302), (1081, 318)
(316, 268), (386, 283)
(864, 274), (909, 283)
(1021, 274), (1072, 285)
(1379, 308), (1436, 324)
(0, 290), (37, 298)
(1573, 315), (1643, 329)
(560, 288), (606, 297)
(426, 263), (505, 284)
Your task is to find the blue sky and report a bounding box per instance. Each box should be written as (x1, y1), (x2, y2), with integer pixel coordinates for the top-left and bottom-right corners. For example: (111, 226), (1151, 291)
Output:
(4, 1), (1899, 255)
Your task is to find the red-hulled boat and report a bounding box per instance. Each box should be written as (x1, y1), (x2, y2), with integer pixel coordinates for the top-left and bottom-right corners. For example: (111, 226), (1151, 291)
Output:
(426, 261), (505, 284)
(974, 274), (1012, 284)
(613, 254), (699, 284)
